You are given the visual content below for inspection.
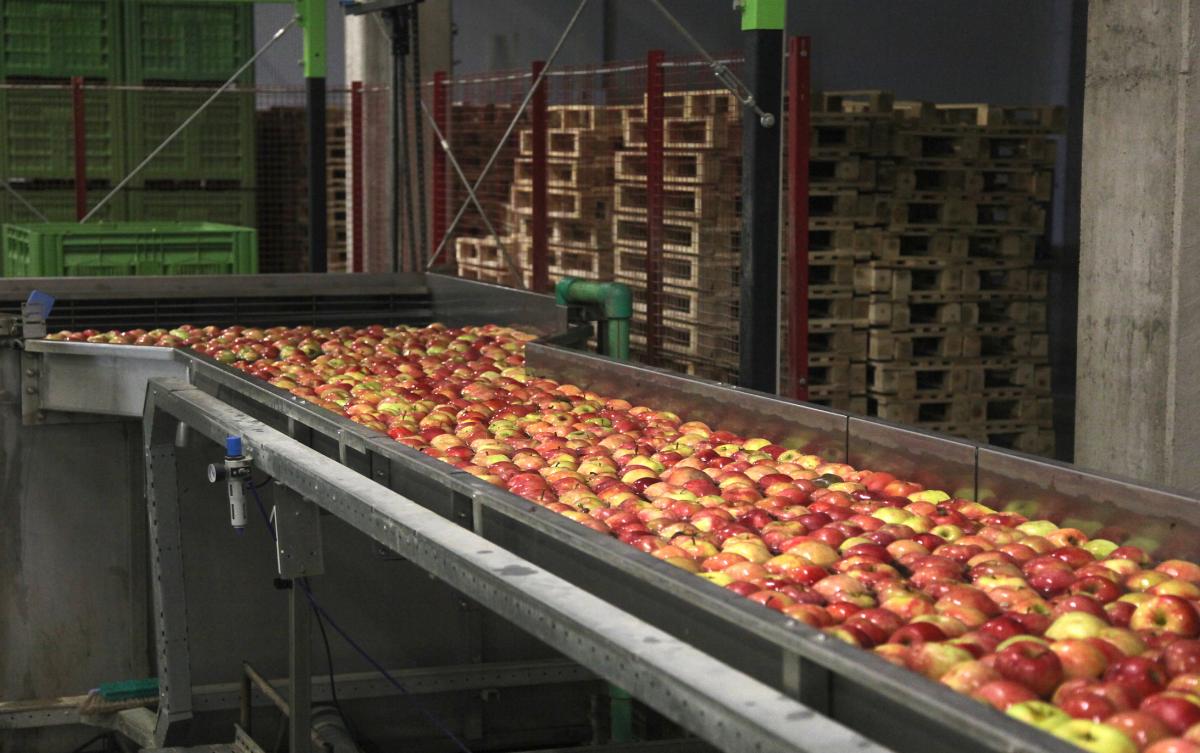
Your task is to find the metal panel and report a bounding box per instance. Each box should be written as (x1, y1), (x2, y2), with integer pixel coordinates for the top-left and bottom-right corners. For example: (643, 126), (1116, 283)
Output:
(977, 447), (1200, 559)
(0, 273), (428, 301)
(847, 416), (978, 499)
(143, 379), (890, 753)
(24, 340), (187, 418)
(426, 273), (570, 334)
(526, 343), (848, 461)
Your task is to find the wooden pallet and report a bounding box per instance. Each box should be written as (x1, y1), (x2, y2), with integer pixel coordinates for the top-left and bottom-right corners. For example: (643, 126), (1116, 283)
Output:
(614, 150), (722, 184)
(613, 245), (740, 291)
(808, 227), (875, 257)
(854, 264), (967, 297)
(807, 294), (858, 325)
(513, 215), (612, 250)
(456, 260), (531, 288)
(630, 317), (739, 360)
(809, 324), (866, 357)
(809, 190), (891, 227)
(612, 214), (738, 254)
(518, 128), (620, 158)
(547, 104), (621, 130)
(981, 396), (1054, 427)
(868, 394), (983, 426)
(966, 327), (1049, 359)
(620, 275), (739, 323)
(869, 231), (1035, 262)
(613, 183), (733, 220)
(879, 163), (1054, 201)
(509, 185), (612, 222)
(868, 327), (964, 361)
(622, 115), (732, 150)
(810, 117), (895, 155)
(864, 298), (963, 329)
(887, 196), (1046, 232)
(818, 90), (895, 115)
(969, 266), (1049, 295)
(513, 158), (612, 188)
(972, 358), (1052, 393)
(932, 104), (1066, 132)
(867, 359), (974, 397)
(963, 299), (1047, 328)
(891, 130), (1058, 164)
(809, 155), (878, 189)
(807, 253), (856, 287)
(983, 424), (1056, 456)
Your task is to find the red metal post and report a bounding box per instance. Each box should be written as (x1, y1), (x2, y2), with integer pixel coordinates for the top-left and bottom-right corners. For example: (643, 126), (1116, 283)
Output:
(787, 37), (812, 400)
(431, 71), (449, 266)
(645, 50), (665, 365)
(350, 81), (365, 272)
(531, 60), (549, 292)
(72, 76), (87, 221)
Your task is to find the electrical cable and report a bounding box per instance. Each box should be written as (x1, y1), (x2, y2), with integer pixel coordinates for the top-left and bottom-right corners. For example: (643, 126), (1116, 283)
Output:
(246, 483), (474, 753)
(307, 577), (358, 743)
(66, 732), (112, 753)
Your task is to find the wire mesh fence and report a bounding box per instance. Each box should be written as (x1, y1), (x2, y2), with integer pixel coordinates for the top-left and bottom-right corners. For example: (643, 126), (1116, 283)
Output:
(0, 81), (390, 274)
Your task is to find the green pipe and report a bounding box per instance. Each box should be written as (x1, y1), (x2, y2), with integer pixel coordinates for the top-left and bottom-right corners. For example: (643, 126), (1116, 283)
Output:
(555, 278), (632, 362)
(608, 683), (634, 743)
(296, 0), (327, 78)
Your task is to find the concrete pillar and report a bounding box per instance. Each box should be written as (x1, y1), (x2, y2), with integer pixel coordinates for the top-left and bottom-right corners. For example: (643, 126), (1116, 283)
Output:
(344, 0), (452, 272)
(1077, 1), (1200, 489)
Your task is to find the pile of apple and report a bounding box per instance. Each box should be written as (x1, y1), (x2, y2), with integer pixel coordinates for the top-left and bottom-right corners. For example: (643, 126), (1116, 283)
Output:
(51, 322), (1200, 753)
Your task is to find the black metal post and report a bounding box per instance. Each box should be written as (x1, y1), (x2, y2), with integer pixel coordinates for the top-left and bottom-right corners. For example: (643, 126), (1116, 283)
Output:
(738, 30), (783, 392)
(392, 8), (416, 272)
(307, 76), (328, 273)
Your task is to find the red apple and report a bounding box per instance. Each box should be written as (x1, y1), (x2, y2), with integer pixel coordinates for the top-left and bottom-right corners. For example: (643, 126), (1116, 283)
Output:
(994, 640), (1064, 698)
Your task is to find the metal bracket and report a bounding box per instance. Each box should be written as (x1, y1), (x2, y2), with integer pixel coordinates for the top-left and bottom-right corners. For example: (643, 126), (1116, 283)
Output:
(272, 486), (325, 579)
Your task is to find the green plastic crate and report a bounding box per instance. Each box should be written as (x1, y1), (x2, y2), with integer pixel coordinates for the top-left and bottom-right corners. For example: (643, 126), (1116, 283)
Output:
(0, 87), (124, 181)
(126, 89), (256, 185)
(124, 0), (254, 84)
(128, 189), (256, 226)
(2, 221), (257, 277)
(0, 0), (122, 81)
(0, 189), (126, 224)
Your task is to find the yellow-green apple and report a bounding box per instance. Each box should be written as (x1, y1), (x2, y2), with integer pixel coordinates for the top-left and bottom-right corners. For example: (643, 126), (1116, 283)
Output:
(905, 641), (973, 681)
(1047, 611), (1111, 641)
(940, 660), (1001, 695)
(1007, 699), (1071, 731)
(1051, 719), (1137, 753)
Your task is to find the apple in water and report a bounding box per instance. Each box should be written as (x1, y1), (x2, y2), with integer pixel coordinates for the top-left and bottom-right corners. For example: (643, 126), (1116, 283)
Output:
(1141, 693), (1200, 734)
(1007, 699), (1071, 731)
(994, 640), (1064, 698)
(906, 642), (973, 681)
(1166, 642), (1200, 678)
(1132, 596), (1200, 638)
(1052, 639), (1111, 680)
(974, 680), (1038, 710)
(1104, 710), (1171, 750)
(1052, 719), (1138, 753)
(1106, 656), (1169, 703)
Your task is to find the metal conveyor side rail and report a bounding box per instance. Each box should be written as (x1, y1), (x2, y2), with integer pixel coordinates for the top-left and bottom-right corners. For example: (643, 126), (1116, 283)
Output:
(142, 377), (893, 753)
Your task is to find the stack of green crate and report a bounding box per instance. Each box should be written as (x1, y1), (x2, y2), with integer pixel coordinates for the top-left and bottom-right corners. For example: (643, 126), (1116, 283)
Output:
(0, 0), (127, 223)
(0, 0), (257, 233)
(123, 0), (257, 227)
(3, 221), (257, 276)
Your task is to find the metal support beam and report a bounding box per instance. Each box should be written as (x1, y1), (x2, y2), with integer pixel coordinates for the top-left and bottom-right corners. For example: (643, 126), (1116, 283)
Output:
(738, 29), (784, 392)
(785, 37), (811, 399)
(645, 50), (665, 366)
(531, 60), (550, 292)
(288, 585), (312, 753)
(72, 77), (87, 221)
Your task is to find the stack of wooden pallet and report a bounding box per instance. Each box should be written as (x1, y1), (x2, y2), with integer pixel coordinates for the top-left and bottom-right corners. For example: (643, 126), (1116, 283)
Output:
(839, 92), (1060, 455)
(614, 90), (742, 380)
(455, 104), (619, 286)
